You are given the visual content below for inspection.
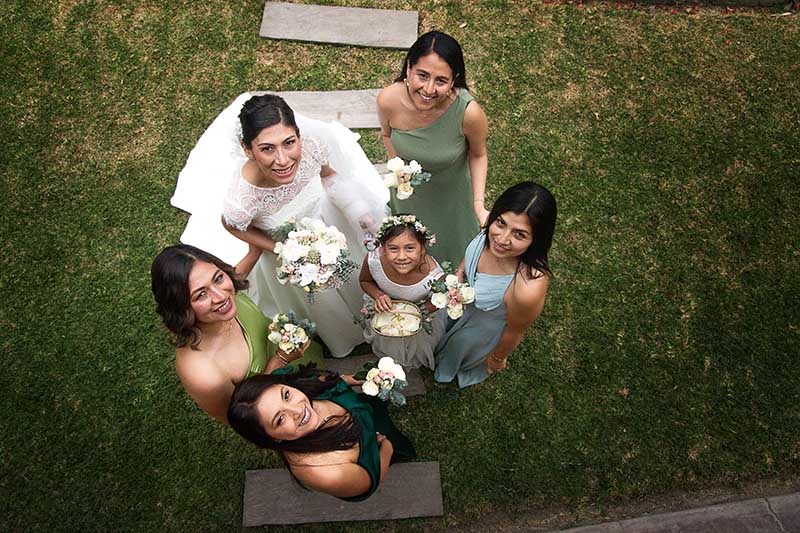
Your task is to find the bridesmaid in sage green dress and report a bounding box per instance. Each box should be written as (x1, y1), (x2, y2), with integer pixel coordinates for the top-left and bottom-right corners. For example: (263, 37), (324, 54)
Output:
(377, 30), (489, 266)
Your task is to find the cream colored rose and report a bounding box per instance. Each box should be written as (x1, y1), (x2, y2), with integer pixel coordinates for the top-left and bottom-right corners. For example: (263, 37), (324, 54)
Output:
(378, 356), (406, 381)
(268, 331), (283, 344)
(384, 172), (399, 188)
(386, 157), (405, 173)
(459, 286), (475, 303)
(447, 302), (464, 320)
(396, 182), (414, 200)
(278, 341), (295, 353)
(445, 274), (459, 288)
(431, 292), (449, 309)
(294, 327), (308, 343)
(273, 242), (283, 255)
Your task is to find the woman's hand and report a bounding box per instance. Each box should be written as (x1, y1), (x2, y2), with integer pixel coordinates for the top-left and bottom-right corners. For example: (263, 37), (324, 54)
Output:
(341, 374), (364, 386)
(486, 353), (508, 375)
(373, 293), (394, 313)
(474, 203), (490, 226)
(275, 338), (311, 364)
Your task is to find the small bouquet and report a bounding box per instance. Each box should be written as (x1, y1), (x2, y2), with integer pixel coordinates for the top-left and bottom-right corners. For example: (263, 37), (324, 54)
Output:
(273, 217), (358, 302)
(382, 157), (431, 200)
(353, 356), (408, 406)
(430, 274), (476, 320)
(267, 310), (316, 354)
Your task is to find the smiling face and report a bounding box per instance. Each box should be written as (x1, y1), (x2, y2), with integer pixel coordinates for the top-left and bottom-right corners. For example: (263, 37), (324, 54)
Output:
(405, 52), (454, 111)
(486, 211), (534, 260)
(381, 229), (425, 275)
(242, 123), (302, 187)
(257, 384), (320, 441)
(187, 260), (237, 325)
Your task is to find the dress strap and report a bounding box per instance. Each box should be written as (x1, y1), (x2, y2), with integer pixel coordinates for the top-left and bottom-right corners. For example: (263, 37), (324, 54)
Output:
(464, 232), (486, 285)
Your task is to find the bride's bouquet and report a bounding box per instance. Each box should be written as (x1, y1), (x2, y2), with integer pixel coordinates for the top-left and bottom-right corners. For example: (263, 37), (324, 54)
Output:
(430, 274), (475, 320)
(273, 217), (358, 302)
(267, 310), (316, 354)
(353, 356), (408, 407)
(382, 157), (431, 200)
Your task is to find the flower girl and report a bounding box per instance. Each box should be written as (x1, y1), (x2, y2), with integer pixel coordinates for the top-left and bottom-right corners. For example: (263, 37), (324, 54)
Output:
(358, 215), (445, 369)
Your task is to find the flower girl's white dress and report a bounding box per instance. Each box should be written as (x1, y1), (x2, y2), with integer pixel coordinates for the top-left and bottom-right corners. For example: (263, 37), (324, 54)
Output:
(172, 93), (388, 357)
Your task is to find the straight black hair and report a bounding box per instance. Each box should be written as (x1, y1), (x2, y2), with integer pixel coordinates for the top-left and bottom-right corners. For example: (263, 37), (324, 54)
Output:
(239, 94), (299, 147)
(394, 30), (468, 89)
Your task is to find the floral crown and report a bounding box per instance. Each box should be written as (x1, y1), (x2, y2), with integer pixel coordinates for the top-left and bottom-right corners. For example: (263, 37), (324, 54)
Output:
(375, 215), (436, 247)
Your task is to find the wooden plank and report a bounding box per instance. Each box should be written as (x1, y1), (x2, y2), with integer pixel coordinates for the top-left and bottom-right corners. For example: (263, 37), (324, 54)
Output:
(251, 89), (380, 129)
(325, 354), (426, 396)
(259, 2), (418, 49)
(243, 462), (443, 526)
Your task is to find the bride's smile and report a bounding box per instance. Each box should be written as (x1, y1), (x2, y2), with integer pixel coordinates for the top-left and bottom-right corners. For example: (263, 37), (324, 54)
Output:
(242, 122), (302, 187)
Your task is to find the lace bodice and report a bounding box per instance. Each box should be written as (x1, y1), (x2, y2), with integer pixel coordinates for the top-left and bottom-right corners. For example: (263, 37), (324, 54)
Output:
(367, 249), (444, 302)
(222, 136), (329, 232)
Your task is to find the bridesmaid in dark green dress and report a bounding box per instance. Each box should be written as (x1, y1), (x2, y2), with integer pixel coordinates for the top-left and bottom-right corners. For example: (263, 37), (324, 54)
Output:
(377, 31), (489, 266)
(228, 367), (415, 501)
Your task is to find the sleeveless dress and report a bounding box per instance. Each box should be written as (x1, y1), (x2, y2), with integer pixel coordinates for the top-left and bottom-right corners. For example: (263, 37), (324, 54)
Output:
(272, 372), (416, 501)
(235, 293), (324, 377)
(171, 92), (389, 358)
(389, 90), (481, 266)
(434, 233), (514, 388)
(362, 249), (445, 369)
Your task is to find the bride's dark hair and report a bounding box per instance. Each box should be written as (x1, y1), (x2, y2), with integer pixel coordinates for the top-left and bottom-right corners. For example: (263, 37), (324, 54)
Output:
(239, 94), (299, 147)
(228, 367), (362, 454)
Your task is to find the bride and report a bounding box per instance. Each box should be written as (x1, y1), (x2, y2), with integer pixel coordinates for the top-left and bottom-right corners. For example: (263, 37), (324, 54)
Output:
(172, 93), (388, 357)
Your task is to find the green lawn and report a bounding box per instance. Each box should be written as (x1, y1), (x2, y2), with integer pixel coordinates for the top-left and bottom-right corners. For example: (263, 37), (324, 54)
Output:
(2, 1), (798, 530)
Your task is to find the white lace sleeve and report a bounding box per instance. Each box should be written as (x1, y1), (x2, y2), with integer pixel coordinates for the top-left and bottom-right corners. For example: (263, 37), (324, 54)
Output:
(303, 135), (330, 168)
(221, 178), (256, 232)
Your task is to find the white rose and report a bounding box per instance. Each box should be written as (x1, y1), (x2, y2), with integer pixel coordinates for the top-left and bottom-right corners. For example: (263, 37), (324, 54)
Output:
(408, 160), (422, 175)
(268, 331), (283, 344)
(378, 356), (406, 381)
(280, 240), (310, 262)
(283, 323), (297, 333)
(431, 292), (449, 309)
(460, 286), (475, 303)
(396, 182), (414, 200)
(298, 263), (319, 286)
(294, 328), (308, 343)
(402, 164), (413, 176)
(273, 242), (283, 255)
(279, 341), (295, 353)
(317, 242), (341, 265)
(384, 172), (399, 188)
(445, 274), (459, 289)
(386, 157), (405, 173)
(361, 379), (379, 396)
(447, 302), (464, 320)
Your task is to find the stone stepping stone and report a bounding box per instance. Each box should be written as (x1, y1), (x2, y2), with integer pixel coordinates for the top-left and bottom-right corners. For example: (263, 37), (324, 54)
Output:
(252, 89), (380, 129)
(260, 2), (418, 49)
(243, 462), (443, 526)
(326, 354), (426, 397)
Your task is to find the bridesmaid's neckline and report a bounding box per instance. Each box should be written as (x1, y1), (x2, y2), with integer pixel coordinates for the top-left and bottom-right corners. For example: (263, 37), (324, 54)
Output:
(393, 88), (464, 134)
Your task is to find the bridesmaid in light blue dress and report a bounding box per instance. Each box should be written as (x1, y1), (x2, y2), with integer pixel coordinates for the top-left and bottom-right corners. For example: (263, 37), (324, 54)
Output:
(434, 182), (557, 388)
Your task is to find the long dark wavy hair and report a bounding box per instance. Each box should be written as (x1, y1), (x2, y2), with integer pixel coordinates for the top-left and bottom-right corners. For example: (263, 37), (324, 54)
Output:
(228, 367), (361, 455)
(150, 244), (248, 348)
(484, 182), (557, 279)
(239, 94), (299, 148)
(394, 30), (469, 90)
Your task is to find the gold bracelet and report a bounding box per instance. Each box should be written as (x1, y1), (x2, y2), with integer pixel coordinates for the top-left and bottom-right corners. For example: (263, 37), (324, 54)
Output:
(489, 353), (507, 363)
(276, 351), (290, 364)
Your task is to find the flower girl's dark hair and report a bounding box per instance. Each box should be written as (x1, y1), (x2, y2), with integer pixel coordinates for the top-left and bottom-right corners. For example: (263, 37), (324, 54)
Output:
(239, 94), (299, 147)
(150, 244), (248, 348)
(228, 367), (362, 454)
(395, 30), (468, 90)
(484, 182), (557, 279)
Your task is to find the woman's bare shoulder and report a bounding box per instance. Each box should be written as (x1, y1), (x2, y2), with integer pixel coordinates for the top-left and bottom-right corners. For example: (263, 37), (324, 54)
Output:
(377, 82), (405, 111)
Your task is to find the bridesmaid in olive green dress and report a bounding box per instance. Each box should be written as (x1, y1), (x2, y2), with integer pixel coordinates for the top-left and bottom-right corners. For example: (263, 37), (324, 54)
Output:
(377, 30), (490, 266)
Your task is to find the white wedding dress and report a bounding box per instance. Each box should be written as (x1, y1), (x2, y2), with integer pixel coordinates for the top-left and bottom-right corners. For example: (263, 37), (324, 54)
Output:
(172, 92), (389, 357)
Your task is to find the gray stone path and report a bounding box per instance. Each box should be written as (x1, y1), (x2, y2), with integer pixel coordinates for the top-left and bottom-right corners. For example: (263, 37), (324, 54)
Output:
(252, 88), (380, 128)
(559, 492), (800, 532)
(260, 2), (418, 49)
(242, 462), (443, 526)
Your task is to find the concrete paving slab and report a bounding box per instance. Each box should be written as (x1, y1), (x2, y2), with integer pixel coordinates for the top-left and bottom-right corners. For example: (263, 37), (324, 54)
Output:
(326, 354), (426, 397)
(252, 89), (380, 129)
(767, 492), (800, 532)
(242, 462), (442, 526)
(565, 522), (624, 532)
(617, 498), (783, 532)
(260, 2), (418, 49)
